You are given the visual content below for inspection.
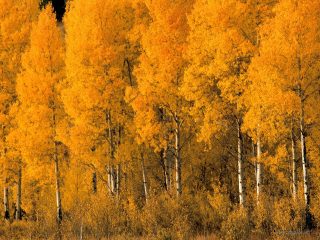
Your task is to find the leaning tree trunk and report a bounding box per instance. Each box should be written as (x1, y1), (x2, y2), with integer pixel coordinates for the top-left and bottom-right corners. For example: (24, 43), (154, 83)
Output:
(141, 153), (148, 203)
(15, 163), (22, 220)
(3, 184), (10, 221)
(256, 134), (262, 204)
(174, 116), (182, 197)
(291, 127), (298, 201)
(237, 119), (245, 206)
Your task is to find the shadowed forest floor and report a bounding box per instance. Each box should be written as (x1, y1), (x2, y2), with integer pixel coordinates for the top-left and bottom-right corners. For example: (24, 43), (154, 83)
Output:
(0, 223), (319, 240)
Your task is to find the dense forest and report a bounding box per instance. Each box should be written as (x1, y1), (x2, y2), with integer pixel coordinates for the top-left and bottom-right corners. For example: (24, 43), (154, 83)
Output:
(0, 0), (320, 239)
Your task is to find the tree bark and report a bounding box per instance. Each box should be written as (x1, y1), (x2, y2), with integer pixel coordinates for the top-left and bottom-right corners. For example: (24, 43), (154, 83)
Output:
(174, 116), (182, 197)
(161, 148), (171, 191)
(252, 140), (256, 178)
(116, 164), (121, 199)
(300, 97), (312, 229)
(237, 119), (245, 206)
(256, 134), (262, 204)
(111, 167), (116, 193)
(15, 164), (22, 220)
(297, 49), (312, 228)
(141, 153), (148, 203)
(3, 185), (10, 221)
(107, 111), (116, 194)
(54, 145), (63, 225)
(51, 84), (63, 229)
(167, 147), (172, 191)
(124, 58), (133, 87)
(291, 127), (297, 201)
(92, 172), (97, 194)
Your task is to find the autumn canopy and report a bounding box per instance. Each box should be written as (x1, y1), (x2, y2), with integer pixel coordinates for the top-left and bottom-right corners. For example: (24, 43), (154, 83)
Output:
(0, 0), (319, 239)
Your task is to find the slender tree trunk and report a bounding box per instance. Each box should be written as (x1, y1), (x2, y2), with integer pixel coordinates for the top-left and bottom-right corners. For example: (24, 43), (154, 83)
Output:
(237, 119), (245, 206)
(256, 134), (262, 204)
(161, 148), (170, 191)
(167, 147), (172, 190)
(124, 162), (128, 194)
(174, 116), (182, 197)
(3, 185), (10, 221)
(297, 49), (312, 228)
(54, 146), (63, 225)
(92, 172), (97, 194)
(79, 218), (83, 240)
(116, 164), (121, 199)
(15, 164), (22, 220)
(107, 111), (116, 195)
(107, 165), (111, 191)
(51, 87), (63, 232)
(165, 151), (171, 191)
(252, 140), (256, 178)
(116, 126), (121, 198)
(291, 127), (297, 201)
(141, 154), (148, 203)
(300, 98), (312, 229)
(107, 166), (116, 194)
(124, 58), (133, 87)
(111, 167), (116, 193)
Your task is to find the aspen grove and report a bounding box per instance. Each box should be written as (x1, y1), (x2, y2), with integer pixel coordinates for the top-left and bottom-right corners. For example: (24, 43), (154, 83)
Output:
(0, 0), (320, 239)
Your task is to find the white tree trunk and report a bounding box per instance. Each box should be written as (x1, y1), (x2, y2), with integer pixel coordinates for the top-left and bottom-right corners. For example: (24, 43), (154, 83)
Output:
(107, 111), (117, 195)
(79, 218), (83, 240)
(291, 128), (297, 201)
(51, 92), (62, 229)
(301, 116), (309, 206)
(54, 146), (62, 225)
(107, 165), (111, 191)
(300, 101), (312, 228)
(256, 134), (262, 204)
(3, 185), (10, 220)
(175, 117), (182, 197)
(111, 167), (116, 193)
(237, 120), (245, 206)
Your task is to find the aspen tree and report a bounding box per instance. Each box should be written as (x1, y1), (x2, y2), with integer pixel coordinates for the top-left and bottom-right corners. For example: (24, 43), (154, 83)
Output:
(0, 0), (39, 220)
(183, 0), (273, 206)
(63, 0), (133, 196)
(17, 4), (65, 225)
(246, 0), (320, 227)
(129, 0), (194, 197)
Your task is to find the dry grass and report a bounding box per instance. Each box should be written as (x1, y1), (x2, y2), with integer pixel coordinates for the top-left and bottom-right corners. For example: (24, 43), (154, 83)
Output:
(0, 223), (318, 240)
